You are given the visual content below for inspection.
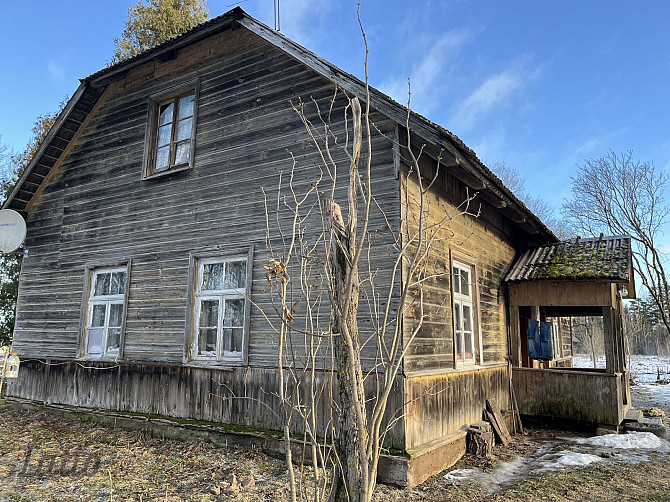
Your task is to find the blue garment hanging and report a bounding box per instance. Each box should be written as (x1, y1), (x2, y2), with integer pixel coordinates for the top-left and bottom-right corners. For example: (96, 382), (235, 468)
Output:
(527, 319), (541, 360)
(539, 321), (554, 360)
(527, 319), (554, 361)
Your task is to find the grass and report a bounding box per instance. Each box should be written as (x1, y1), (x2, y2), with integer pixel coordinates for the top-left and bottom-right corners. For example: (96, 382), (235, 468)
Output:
(1, 405), (669, 501)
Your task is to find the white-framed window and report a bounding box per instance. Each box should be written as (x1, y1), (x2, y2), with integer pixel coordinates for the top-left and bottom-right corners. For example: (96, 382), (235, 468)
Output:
(85, 267), (128, 358)
(192, 256), (249, 363)
(452, 260), (477, 365)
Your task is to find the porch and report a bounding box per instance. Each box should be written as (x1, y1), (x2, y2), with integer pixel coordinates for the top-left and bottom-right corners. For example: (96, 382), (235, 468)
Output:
(506, 236), (635, 429)
(513, 366), (629, 427)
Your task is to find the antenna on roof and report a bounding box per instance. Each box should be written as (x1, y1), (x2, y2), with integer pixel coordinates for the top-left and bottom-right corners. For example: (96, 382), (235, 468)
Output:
(274, 0), (281, 31)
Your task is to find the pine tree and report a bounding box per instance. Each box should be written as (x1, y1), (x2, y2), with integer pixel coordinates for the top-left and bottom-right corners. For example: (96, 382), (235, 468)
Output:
(110, 0), (209, 65)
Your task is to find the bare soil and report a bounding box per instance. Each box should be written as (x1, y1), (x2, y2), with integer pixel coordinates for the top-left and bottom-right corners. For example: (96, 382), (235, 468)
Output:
(0, 406), (668, 501)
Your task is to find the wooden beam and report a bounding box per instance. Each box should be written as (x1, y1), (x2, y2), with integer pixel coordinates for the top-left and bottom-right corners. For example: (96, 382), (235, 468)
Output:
(24, 86), (112, 214)
(478, 190), (506, 208)
(87, 11), (239, 88)
(155, 49), (179, 63)
(602, 307), (615, 374)
(2, 84), (92, 211)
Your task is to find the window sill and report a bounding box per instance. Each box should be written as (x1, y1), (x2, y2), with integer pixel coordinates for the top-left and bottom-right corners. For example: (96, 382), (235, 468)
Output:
(185, 359), (244, 371)
(78, 354), (122, 363)
(143, 163), (192, 180)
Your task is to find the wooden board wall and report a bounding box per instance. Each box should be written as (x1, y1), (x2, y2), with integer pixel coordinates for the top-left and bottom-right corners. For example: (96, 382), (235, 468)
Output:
(513, 366), (624, 425)
(509, 281), (615, 308)
(400, 152), (517, 375)
(8, 360), (405, 449)
(12, 26), (402, 371)
(404, 365), (509, 449)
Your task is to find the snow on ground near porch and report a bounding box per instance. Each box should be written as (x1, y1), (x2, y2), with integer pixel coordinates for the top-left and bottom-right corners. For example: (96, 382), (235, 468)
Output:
(573, 354), (670, 415)
(572, 431), (670, 451)
(445, 355), (670, 493)
(444, 432), (669, 493)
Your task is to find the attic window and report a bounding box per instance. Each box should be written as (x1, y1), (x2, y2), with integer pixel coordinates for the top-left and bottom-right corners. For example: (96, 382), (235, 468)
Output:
(144, 84), (199, 178)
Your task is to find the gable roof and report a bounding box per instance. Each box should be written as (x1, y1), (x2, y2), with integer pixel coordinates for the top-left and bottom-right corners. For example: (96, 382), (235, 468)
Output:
(505, 235), (633, 283)
(3, 8), (555, 241)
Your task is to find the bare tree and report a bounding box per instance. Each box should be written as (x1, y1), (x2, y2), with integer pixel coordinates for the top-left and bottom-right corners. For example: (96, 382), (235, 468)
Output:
(257, 16), (481, 500)
(627, 295), (670, 356)
(572, 316), (604, 367)
(491, 161), (572, 239)
(563, 150), (670, 336)
(490, 161), (526, 194)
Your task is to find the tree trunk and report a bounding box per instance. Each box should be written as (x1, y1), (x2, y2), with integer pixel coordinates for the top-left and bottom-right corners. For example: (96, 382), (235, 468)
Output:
(327, 200), (369, 502)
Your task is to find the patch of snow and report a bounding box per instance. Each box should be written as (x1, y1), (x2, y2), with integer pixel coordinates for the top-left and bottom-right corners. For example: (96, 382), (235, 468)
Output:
(572, 354), (670, 385)
(448, 431), (670, 494)
(480, 455), (532, 487)
(444, 468), (480, 482)
(574, 432), (670, 452)
(572, 355), (606, 369)
(637, 382), (670, 399)
(535, 451), (602, 471)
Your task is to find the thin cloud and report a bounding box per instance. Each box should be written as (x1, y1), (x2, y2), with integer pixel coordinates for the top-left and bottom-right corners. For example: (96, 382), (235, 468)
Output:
(451, 64), (538, 131)
(378, 29), (471, 115)
(48, 59), (65, 82)
(567, 127), (630, 165)
(258, 0), (332, 47)
(573, 138), (598, 157)
(473, 125), (508, 164)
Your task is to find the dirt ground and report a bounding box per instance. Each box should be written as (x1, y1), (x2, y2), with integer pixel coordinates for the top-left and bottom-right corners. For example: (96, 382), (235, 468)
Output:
(0, 406), (669, 502)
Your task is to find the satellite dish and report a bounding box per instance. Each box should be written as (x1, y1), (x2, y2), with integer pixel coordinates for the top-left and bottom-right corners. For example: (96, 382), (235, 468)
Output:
(0, 209), (27, 254)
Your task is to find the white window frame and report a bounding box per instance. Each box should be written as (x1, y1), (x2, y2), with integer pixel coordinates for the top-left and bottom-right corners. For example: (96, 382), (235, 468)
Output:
(84, 267), (128, 359)
(452, 260), (478, 366)
(191, 255), (250, 364)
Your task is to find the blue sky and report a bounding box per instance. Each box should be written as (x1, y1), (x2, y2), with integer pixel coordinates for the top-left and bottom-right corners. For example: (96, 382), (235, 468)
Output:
(1, 0), (669, 212)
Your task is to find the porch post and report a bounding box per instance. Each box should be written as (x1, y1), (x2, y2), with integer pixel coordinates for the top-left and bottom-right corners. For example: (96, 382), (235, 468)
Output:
(509, 306), (521, 367)
(617, 295), (631, 406)
(602, 307), (616, 374)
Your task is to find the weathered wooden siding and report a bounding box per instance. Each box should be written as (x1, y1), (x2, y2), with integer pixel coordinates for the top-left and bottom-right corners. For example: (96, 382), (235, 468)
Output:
(513, 366), (625, 426)
(509, 281), (615, 308)
(8, 359), (405, 448)
(404, 365), (509, 449)
(12, 26), (401, 371)
(400, 152), (517, 375)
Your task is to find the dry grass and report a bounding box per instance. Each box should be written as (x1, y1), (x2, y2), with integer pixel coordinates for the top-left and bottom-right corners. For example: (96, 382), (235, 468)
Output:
(1, 406), (669, 501)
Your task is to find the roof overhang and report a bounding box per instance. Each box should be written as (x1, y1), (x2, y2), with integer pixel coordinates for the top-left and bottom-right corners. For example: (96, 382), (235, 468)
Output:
(506, 235), (636, 299)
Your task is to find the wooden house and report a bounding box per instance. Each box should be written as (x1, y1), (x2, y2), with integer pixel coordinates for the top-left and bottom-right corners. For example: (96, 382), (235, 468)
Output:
(2, 8), (633, 487)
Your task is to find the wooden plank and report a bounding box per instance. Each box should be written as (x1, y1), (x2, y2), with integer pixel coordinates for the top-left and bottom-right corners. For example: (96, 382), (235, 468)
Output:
(486, 398), (511, 446)
(485, 409), (508, 447)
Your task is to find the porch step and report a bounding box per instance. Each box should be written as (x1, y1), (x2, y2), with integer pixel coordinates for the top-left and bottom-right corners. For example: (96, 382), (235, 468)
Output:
(641, 417), (664, 427)
(623, 420), (669, 439)
(623, 408), (644, 422)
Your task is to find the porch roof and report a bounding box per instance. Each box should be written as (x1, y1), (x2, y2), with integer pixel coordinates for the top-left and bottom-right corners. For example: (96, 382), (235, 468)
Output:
(505, 235), (633, 283)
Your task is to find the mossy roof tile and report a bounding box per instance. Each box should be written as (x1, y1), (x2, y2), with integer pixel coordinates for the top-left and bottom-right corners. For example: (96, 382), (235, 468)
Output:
(505, 235), (632, 282)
